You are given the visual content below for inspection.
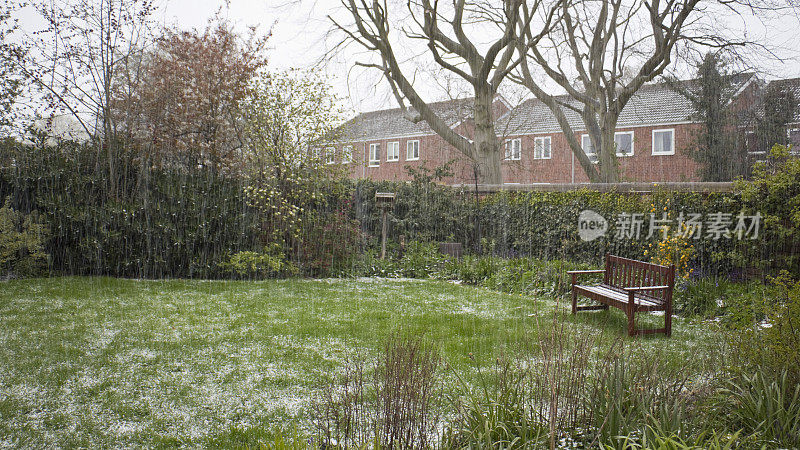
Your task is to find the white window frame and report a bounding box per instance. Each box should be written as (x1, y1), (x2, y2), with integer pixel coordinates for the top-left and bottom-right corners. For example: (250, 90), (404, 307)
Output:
(533, 136), (551, 160)
(342, 145), (353, 164)
(652, 128), (675, 155)
(325, 147), (336, 165)
(406, 140), (420, 161)
(581, 134), (599, 164)
(387, 141), (400, 162)
(505, 138), (521, 161)
(614, 131), (635, 157)
(368, 143), (380, 167)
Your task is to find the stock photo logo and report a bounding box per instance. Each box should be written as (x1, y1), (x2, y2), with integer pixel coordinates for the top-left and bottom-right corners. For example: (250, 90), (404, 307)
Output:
(577, 209), (762, 242)
(577, 210), (608, 242)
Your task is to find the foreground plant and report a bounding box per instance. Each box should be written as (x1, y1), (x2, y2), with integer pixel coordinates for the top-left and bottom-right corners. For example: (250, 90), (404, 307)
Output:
(724, 369), (800, 447)
(312, 332), (442, 448)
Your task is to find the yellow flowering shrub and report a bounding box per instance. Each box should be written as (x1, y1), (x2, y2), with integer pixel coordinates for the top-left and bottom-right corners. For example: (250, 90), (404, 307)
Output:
(644, 201), (696, 279)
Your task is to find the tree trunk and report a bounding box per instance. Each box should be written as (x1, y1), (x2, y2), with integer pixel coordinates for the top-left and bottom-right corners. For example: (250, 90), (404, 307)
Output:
(599, 127), (619, 183)
(472, 88), (503, 184)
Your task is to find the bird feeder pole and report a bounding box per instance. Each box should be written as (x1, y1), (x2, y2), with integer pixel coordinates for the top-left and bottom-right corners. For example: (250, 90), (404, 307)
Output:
(374, 192), (396, 260)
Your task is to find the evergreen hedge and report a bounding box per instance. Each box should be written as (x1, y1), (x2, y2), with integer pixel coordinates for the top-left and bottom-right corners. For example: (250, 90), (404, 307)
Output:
(1, 140), (795, 279)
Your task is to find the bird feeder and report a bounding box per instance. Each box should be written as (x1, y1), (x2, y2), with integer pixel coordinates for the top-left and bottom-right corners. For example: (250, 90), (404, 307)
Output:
(374, 192), (396, 259)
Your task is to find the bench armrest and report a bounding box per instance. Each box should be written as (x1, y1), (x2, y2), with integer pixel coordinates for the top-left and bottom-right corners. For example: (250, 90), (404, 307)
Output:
(568, 269), (604, 285)
(622, 285), (671, 292)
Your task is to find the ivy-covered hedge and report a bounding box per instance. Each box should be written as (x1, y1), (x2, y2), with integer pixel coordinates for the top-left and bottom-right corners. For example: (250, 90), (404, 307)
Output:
(353, 179), (783, 278)
(2, 140), (796, 279)
(1, 140), (262, 278)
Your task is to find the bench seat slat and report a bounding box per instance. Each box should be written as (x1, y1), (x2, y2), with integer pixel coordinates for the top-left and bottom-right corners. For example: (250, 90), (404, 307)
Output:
(574, 284), (665, 310)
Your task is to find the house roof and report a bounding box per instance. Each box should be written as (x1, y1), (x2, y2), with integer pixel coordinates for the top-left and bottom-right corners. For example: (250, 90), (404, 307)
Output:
(338, 75), (769, 142)
(766, 77), (800, 124)
(339, 97), (475, 142)
(499, 75), (756, 136)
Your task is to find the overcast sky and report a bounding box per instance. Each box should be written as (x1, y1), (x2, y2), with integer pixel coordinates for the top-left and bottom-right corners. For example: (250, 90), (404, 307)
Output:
(15, 0), (800, 116)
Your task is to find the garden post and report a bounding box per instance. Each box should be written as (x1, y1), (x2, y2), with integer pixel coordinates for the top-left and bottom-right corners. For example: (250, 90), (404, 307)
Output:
(381, 208), (388, 260)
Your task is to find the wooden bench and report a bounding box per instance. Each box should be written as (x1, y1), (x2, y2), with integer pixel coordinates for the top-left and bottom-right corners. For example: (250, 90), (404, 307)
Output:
(568, 254), (676, 337)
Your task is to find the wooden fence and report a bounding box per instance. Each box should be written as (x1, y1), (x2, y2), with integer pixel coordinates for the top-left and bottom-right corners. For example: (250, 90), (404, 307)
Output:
(449, 182), (735, 194)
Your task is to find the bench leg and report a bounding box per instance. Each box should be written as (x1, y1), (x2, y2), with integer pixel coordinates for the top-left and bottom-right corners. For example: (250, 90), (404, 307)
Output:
(571, 289), (577, 314)
(627, 309), (636, 337)
(665, 310), (672, 337)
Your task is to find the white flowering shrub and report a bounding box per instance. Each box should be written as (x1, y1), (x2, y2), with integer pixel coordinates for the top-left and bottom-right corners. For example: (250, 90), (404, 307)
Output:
(240, 72), (359, 274)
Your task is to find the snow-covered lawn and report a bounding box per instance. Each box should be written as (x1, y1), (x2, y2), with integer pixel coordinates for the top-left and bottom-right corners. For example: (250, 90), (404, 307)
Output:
(0, 277), (719, 447)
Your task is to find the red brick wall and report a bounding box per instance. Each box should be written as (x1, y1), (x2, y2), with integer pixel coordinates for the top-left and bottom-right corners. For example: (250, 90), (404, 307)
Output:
(335, 123), (702, 184)
(338, 134), (464, 182)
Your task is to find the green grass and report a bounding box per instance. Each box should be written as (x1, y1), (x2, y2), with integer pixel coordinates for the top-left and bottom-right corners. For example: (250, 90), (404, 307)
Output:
(0, 277), (722, 447)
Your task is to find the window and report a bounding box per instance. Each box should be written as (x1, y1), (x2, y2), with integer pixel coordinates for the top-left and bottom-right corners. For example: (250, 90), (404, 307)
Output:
(789, 128), (800, 147)
(744, 131), (758, 154)
(369, 143), (380, 166)
(342, 145), (353, 163)
(325, 147), (335, 164)
(505, 138), (521, 160)
(387, 141), (399, 161)
(652, 129), (675, 155)
(407, 140), (420, 160)
(581, 134), (598, 163)
(534, 136), (551, 159)
(615, 131), (634, 157)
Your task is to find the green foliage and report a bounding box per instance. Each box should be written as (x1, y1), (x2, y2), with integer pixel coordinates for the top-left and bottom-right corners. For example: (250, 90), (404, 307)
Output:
(298, 199), (362, 276)
(241, 72), (356, 277)
(674, 277), (769, 318)
(2, 140), (262, 278)
(736, 144), (800, 275)
(397, 241), (446, 278)
(221, 245), (298, 279)
(450, 254), (503, 285)
(0, 197), (49, 277)
(588, 355), (694, 447)
(723, 369), (800, 447)
(601, 426), (740, 450)
(756, 83), (798, 152)
(354, 181), (765, 278)
(353, 177), (468, 251)
(724, 271), (800, 388)
(443, 356), (548, 449)
(349, 245), (594, 299)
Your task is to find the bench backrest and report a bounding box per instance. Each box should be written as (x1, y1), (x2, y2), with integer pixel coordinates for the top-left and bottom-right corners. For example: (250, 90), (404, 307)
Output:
(604, 254), (676, 304)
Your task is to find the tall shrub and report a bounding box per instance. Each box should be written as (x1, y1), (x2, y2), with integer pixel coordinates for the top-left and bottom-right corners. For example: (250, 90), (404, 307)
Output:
(3, 139), (261, 278)
(240, 72), (359, 276)
(736, 144), (800, 275)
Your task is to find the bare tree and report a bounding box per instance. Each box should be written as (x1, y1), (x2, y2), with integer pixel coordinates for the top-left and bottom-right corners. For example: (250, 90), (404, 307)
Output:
(330, 0), (559, 184)
(19, 0), (155, 192)
(514, 0), (760, 182)
(0, 1), (25, 136)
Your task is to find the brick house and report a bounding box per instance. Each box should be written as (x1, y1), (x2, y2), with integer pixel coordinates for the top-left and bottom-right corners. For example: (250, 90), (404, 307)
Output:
(327, 74), (793, 184)
(328, 97), (511, 184)
(763, 77), (800, 148)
